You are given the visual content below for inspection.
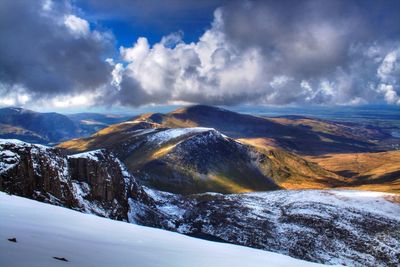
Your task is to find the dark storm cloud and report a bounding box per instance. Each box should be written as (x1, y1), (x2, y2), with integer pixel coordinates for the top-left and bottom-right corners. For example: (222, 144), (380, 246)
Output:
(0, 0), (113, 98)
(220, 0), (400, 78)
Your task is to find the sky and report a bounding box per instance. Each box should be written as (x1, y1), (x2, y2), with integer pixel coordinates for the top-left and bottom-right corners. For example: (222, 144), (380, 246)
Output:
(0, 0), (400, 112)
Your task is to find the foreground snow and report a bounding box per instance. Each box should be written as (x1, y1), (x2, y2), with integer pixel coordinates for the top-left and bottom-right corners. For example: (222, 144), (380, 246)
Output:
(0, 192), (327, 267)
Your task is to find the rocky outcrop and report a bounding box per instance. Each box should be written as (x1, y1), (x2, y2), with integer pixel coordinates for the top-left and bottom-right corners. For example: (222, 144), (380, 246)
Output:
(0, 139), (153, 221)
(0, 139), (74, 206)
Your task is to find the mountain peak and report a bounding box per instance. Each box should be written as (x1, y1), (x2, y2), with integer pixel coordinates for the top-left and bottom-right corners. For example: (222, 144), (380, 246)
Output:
(170, 105), (231, 115)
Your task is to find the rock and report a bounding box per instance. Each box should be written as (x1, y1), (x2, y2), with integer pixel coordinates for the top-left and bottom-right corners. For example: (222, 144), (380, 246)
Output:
(0, 140), (155, 221)
(53, 257), (68, 262)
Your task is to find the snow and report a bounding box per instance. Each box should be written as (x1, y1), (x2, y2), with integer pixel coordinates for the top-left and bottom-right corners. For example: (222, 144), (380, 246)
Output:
(147, 127), (215, 145)
(68, 150), (104, 161)
(0, 150), (20, 174)
(0, 192), (327, 267)
(142, 187), (187, 218)
(0, 138), (48, 149)
(128, 128), (156, 136)
(232, 189), (400, 221)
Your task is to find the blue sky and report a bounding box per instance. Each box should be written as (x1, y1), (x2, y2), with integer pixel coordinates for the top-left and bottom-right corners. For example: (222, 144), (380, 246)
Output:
(0, 0), (399, 111)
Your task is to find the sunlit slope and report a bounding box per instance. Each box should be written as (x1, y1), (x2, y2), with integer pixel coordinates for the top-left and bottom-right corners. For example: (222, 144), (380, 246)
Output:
(237, 138), (346, 189)
(306, 151), (400, 193)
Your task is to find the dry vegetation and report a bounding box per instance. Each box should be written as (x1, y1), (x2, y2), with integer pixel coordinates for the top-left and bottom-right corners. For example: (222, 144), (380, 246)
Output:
(306, 151), (400, 193)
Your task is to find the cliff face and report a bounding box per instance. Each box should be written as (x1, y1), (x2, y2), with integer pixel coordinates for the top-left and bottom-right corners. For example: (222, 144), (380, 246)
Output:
(0, 140), (74, 206)
(0, 139), (152, 221)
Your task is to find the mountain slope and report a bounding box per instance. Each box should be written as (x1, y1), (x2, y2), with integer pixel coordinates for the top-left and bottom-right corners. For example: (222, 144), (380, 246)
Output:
(0, 192), (323, 267)
(61, 127), (282, 194)
(152, 189), (400, 266)
(306, 151), (400, 193)
(58, 115), (346, 193)
(2, 139), (399, 266)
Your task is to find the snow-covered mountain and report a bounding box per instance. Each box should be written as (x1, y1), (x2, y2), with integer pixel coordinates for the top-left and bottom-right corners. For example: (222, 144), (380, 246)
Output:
(1, 139), (399, 266)
(0, 192), (325, 267)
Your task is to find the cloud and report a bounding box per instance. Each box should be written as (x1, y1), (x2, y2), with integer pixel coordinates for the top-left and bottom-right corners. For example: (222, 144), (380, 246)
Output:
(1, 0), (400, 108)
(106, 1), (400, 106)
(64, 15), (90, 37)
(0, 0), (113, 104)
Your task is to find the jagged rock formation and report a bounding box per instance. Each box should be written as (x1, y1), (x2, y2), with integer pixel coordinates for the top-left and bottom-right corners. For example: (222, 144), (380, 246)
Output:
(0, 139), (151, 221)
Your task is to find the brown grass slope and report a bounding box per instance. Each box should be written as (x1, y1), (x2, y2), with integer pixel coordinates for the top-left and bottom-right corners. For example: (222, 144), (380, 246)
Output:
(306, 151), (400, 193)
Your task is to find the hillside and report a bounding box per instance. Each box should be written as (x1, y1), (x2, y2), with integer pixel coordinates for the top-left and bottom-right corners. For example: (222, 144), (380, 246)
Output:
(0, 107), (79, 144)
(58, 123), (345, 194)
(0, 192), (323, 267)
(0, 107), (131, 144)
(60, 127), (282, 194)
(306, 151), (400, 193)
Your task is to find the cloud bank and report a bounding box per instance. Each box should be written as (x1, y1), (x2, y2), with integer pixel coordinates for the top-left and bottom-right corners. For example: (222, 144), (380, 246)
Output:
(1, 0), (400, 108)
(0, 0), (112, 107)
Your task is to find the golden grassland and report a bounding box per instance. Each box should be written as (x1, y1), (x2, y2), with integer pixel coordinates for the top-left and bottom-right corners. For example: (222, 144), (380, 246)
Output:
(306, 151), (400, 193)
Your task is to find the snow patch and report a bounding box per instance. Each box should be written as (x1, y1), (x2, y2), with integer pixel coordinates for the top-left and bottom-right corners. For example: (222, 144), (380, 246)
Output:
(147, 127), (215, 145)
(69, 150), (104, 161)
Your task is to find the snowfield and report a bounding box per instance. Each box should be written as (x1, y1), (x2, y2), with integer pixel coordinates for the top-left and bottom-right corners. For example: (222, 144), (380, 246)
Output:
(147, 127), (215, 145)
(0, 192), (328, 267)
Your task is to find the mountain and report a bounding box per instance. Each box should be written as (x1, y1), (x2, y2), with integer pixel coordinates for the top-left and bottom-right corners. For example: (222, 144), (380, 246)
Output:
(1, 139), (399, 266)
(153, 189), (400, 267)
(136, 105), (394, 155)
(0, 192), (324, 267)
(0, 107), (132, 144)
(0, 107), (79, 144)
(60, 126), (281, 194)
(58, 122), (345, 194)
